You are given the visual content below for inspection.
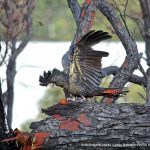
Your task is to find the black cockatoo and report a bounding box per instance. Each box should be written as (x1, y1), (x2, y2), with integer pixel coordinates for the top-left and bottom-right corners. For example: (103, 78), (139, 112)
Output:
(39, 30), (127, 98)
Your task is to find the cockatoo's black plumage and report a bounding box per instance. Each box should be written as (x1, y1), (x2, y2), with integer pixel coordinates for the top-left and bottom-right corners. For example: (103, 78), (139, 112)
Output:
(39, 30), (127, 98)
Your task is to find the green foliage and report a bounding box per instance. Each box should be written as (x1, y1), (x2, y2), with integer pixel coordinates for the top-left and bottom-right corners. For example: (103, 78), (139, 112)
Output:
(0, 0), (143, 41)
(21, 119), (33, 132)
(31, 0), (143, 41)
(125, 83), (146, 104)
(38, 86), (65, 108)
(112, 0), (142, 41)
(33, 0), (75, 40)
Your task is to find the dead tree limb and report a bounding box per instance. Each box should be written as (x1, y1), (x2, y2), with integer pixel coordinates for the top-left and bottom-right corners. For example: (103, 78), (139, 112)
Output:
(62, 0), (97, 74)
(0, 81), (10, 150)
(67, 0), (81, 26)
(139, 0), (150, 66)
(101, 66), (146, 87)
(30, 101), (150, 150)
(97, 0), (143, 103)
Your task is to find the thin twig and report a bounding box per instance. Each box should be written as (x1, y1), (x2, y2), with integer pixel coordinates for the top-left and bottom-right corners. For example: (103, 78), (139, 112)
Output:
(125, 14), (145, 40)
(113, 0), (132, 37)
(123, 0), (128, 19)
(138, 63), (147, 80)
(145, 0), (150, 24)
(67, 0), (81, 26)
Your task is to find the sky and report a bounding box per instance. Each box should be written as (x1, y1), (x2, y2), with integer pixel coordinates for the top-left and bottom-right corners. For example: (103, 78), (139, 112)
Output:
(0, 41), (147, 129)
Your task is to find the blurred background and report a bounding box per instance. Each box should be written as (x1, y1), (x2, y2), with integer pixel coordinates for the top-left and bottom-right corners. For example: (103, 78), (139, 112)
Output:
(0, 0), (147, 131)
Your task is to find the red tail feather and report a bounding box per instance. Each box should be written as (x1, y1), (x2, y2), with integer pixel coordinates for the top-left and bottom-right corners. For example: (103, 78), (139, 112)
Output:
(101, 89), (128, 96)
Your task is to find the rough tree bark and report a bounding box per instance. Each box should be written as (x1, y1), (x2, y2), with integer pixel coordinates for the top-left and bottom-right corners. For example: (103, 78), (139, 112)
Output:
(62, 0), (97, 74)
(97, 0), (142, 93)
(0, 79), (10, 150)
(30, 0), (150, 150)
(30, 101), (150, 150)
(139, 0), (150, 102)
(139, 0), (150, 67)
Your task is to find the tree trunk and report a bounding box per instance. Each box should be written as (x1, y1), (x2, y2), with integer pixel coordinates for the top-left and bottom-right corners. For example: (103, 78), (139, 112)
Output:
(139, 0), (150, 101)
(140, 0), (150, 66)
(0, 81), (11, 150)
(6, 58), (16, 128)
(30, 100), (150, 150)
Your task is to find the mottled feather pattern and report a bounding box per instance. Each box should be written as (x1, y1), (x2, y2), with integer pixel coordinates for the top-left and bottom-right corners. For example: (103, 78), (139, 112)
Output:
(68, 30), (112, 93)
(40, 30), (128, 98)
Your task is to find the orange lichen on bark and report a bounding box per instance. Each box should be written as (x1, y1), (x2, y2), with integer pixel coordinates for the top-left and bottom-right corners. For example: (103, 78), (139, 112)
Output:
(77, 113), (91, 126)
(82, 27), (87, 33)
(60, 119), (80, 131)
(81, 9), (85, 17)
(2, 128), (30, 144)
(105, 98), (113, 104)
(52, 114), (65, 121)
(58, 98), (69, 105)
(76, 36), (81, 43)
(1, 129), (32, 150)
(90, 11), (95, 28)
(86, 0), (91, 5)
(52, 114), (80, 131)
(32, 132), (50, 149)
(1, 128), (50, 150)
(122, 59), (129, 68)
(58, 113), (91, 131)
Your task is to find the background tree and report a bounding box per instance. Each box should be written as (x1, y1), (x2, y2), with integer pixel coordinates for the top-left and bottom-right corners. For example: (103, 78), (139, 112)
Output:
(139, 0), (150, 101)
(0, 0), (34, 128)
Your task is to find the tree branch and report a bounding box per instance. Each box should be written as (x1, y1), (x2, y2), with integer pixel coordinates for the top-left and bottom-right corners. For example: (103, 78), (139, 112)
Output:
(139, 0), (150, 66)
(73, 0), (97, 43)
(0, 80), (10, 150)
(113, 0), (132, 38)
(97, 0), (142, 101)
(62, 0), (97, 74)
(146, 68), (150, 102)
(30, 101), (150, 149)
(0, 81), (7, 135)
(14, 0), (33, 58)
(67, 0), (81, 26)
(125, 14), (145, 39)
(101, 66), (146, 87)
(129, 74), (146, 87)
(4, 0), (33, 127)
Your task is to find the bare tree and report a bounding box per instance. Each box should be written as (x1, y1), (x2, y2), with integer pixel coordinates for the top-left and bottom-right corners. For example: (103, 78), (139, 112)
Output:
(0, 79), (9, 150)
(139, 0), (150, 101)
(0, 0), (34, 128)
